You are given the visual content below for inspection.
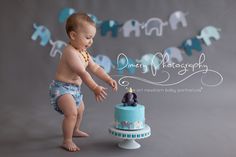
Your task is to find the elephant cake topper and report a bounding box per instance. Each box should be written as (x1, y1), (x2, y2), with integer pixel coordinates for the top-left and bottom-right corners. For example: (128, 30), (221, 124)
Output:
(121, 88), (138, 107)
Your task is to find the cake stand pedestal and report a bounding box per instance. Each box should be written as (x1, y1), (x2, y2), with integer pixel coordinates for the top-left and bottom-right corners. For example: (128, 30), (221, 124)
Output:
(108, 124), (151, 149)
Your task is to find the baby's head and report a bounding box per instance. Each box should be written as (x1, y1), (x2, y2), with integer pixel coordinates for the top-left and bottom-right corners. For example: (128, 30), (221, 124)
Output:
(66, 12), (96, 51)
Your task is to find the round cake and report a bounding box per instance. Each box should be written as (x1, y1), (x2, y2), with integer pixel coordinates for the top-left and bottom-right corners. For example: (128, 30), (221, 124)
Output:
(114, 103), (145, 130)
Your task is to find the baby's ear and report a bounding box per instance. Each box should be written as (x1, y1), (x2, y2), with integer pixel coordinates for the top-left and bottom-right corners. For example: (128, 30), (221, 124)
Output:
(70, 31), (76, 40)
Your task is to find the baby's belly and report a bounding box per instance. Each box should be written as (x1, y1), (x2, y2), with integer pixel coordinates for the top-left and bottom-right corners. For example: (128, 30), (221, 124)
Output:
(55, 74), (82, 86)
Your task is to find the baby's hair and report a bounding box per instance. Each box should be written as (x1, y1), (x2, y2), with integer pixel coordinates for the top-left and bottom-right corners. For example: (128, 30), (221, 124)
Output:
(65, 12), (95, 38)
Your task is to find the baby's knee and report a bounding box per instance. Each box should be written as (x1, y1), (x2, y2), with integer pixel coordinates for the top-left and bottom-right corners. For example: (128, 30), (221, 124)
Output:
(64, 111), (77, 120)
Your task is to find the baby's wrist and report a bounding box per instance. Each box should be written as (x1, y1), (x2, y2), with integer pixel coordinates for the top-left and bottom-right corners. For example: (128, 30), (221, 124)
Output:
(92, 84), (98, 91)
(105, 76), (112, 83)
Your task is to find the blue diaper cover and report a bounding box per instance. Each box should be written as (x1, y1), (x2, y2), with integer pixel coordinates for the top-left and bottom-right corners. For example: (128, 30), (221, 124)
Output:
(49, 80), (83, 114)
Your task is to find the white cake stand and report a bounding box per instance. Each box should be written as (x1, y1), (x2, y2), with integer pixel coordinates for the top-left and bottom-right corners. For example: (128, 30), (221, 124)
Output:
(108, 124), (151, 149)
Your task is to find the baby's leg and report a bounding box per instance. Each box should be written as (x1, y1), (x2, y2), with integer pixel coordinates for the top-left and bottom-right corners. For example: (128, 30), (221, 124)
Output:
(58, 94), (80, 152)
(73, 101), (89, 137)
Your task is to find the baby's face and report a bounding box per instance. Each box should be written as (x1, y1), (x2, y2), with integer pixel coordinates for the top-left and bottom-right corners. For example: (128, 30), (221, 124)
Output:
(73, 22), (96, 51)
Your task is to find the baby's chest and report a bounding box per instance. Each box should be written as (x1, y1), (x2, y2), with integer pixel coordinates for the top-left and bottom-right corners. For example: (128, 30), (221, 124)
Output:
(77, 53), (89, 68)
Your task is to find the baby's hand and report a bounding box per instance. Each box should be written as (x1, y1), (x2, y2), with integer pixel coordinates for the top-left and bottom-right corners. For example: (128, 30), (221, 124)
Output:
(93, 85), (108, 102)
(107, 78), (118, 91)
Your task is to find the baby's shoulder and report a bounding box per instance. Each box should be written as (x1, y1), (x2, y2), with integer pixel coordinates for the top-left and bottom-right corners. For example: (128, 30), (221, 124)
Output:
(63, 45), (77, 57)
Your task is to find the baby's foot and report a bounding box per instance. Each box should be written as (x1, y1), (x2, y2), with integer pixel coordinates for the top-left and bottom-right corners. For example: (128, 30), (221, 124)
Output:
(62, 140), (80, 152)
(73, 129), (89, 138)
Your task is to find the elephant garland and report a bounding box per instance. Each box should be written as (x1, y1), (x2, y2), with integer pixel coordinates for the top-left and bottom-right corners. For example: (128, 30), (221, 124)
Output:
(93, 55), (114, 74)
(116, 57), (136, 75)
(197, 26), (221, 46)
(142, 18), (168, 36)
(164, 47), (183, 64)
(58, 8), (75, 23)
(136, 53), (161, 73)
(31, 23), (51, 47)
(122, 19), (144, 37)
(49, 40), (67, 58)
(169, 11), (188, 30)
(88, 14), (103, 25)
(181, 37), (203, 56)
(100, 20), (123, 37)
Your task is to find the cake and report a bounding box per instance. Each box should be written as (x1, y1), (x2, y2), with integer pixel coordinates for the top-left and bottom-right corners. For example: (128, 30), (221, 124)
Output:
(114, 88), (145, 130)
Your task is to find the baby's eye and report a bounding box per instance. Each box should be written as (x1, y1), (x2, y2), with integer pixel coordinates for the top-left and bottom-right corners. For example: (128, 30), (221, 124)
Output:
(86, 37), (91, 39)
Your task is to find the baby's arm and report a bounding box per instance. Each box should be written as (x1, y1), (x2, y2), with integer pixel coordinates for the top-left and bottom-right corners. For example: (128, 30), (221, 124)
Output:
(64, 49), (107, 101)
(88, 54), (118, 91)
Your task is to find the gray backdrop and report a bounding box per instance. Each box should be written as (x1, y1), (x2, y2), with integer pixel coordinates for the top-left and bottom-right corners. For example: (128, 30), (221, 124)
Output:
(1, 0), (236, 157)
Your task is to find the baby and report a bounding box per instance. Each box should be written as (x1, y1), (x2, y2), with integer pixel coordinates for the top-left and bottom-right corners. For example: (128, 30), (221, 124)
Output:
(49, 12), (117, 152)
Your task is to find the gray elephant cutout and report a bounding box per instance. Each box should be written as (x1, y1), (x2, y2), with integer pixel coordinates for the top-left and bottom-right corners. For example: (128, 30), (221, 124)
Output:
(142, 18), (168, 36)
(122, 19), (143, 37)
(116, 57), (136, 75)
(136, 53), (160, 73)
(93, 54), (114, 74)
(31, 23), (51, 46)
(169, 11), (188, 30)
(100, 20), (122, 37)
(49, 40), (67, 58)
(197, 26), (221, 46)
(164, 47), (183, 64)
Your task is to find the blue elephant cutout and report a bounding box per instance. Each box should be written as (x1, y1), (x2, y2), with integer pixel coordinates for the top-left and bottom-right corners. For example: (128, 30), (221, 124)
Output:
(100, 20), (122, 37)
(31, 23), (51, 47)
(87, 13), (102, 26)
(164, 47), (183, 64)
(181, 37), (203, 56)
(197, 26), (221, 46)
(58, 8), (75, 23)
(136, 53), (160, 73)
(49, 40), (67, 58)
(116, 57), (136, 75)
(93, 54), (113, 74)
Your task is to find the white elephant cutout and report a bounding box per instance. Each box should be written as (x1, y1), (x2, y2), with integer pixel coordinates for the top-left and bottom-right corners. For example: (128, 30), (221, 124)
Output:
(197, 26), (221, 46)
(142, 18), (168, 36)
(169, 11), (188, 30)
(164, 47), (183, 64)
(122, 19), (143, 37)
(49, 40), (67, 58)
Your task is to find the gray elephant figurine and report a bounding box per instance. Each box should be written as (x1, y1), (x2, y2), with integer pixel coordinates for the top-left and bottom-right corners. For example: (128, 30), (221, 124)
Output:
(31, 23), (51, 46)
(122, 88), (138, 107)
(93, 54), (113, 74)
(197, 26), (221, 46)
(122, 19), (143, 37)
(100, 20), (122, 37)
(181, 37), (203, 56)
(136, 53), (160, 73)
(169, 11), (188, 30)
(142, 17), (168, 36)
(164, 47), (183, 64)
